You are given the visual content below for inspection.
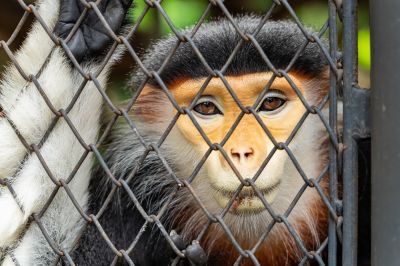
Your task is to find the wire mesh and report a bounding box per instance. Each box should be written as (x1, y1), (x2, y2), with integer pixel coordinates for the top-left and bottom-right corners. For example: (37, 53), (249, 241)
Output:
(0, 0), (349, 265)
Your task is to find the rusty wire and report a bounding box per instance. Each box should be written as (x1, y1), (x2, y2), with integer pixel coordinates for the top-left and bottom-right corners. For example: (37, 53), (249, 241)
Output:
(0, 0), (344, 265)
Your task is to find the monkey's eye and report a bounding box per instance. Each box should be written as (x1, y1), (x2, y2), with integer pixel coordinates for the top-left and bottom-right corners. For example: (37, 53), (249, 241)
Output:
(258, 91), (287, 113)
(193, 97), (222, 116)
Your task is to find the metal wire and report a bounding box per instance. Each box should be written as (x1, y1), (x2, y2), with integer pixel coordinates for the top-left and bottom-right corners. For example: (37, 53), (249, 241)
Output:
(0, 0), (349, 265)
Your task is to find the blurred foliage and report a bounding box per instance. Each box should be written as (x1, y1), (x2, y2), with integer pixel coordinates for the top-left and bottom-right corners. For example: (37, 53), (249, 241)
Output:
(296, 2), (328, 29)
(0, 0), (370, 91)
(131, 0), (209, 33)
(358, 7), (370, 70)
(358, 29), (370, 70)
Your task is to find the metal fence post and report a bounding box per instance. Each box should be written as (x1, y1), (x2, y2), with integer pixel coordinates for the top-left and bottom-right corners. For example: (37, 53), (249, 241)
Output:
(342, 0), (359, 265)
(370, 0), (400, 265)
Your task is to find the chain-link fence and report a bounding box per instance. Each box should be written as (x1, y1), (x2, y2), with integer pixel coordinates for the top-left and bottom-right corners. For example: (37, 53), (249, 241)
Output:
(0, 0), (370, 265)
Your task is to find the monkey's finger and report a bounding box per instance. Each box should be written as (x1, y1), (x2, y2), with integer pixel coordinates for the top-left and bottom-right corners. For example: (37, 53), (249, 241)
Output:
(102, 0), (133, 32)
(58, 0), (81, 25)
(76, 0), (132, 40)
(65, 29), (89, 62)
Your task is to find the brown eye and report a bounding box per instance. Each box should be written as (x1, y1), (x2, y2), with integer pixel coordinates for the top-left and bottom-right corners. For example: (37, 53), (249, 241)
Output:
(193, 101), (222, 116)
(259, 97), (286, 112)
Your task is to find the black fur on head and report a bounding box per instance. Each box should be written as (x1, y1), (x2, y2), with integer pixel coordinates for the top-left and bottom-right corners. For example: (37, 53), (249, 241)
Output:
(131, 16), (329, 89)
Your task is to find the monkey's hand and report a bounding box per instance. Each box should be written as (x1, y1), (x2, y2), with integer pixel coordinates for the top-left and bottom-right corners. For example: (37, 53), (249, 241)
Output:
(55, 0), (132, 63)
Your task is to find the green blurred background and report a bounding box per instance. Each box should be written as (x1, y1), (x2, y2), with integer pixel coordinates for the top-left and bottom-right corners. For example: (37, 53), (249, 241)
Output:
(0, 0), (370, 101)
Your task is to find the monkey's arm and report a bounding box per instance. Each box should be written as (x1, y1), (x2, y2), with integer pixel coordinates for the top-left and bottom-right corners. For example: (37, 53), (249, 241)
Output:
(0, 0), (131, 264)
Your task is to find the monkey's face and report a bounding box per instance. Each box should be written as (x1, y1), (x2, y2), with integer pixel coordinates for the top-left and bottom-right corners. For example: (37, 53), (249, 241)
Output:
(170, 72), (323, 215)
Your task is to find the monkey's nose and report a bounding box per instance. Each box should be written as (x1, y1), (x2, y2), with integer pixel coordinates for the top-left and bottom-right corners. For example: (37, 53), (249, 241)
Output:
(230, 147), (254, 164)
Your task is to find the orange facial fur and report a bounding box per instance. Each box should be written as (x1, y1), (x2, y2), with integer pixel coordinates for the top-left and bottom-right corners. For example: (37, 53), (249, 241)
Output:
(133, 71), (330, 265)
(172, 72), (307, 148)
(169, 73), (316, 210)
(135, 72), (326, 209)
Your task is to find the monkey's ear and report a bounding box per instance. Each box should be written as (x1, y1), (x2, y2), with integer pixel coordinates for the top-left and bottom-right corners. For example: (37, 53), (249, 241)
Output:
(130, 86), (173, 125)
(319, 66), (331, 81)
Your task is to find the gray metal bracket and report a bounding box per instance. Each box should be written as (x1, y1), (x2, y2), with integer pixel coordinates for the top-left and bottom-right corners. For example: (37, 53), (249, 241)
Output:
(351, 86), (370, 140)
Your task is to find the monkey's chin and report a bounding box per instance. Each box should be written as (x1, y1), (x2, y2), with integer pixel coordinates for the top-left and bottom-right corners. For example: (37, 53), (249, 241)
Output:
(212, 182), (280, 215)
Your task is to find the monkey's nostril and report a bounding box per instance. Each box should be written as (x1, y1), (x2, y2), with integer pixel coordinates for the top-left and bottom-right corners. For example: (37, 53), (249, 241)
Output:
(230, 147), (254, 162)
(245, 148), (254, 158)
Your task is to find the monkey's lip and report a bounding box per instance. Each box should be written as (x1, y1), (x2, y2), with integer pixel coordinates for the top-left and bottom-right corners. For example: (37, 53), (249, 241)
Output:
(211, 180), (281, 214)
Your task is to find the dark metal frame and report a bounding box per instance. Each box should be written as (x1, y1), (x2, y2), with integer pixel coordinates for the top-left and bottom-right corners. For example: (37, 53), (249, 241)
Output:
(370, 0), (400, 265)
(0, 0), (373, 265)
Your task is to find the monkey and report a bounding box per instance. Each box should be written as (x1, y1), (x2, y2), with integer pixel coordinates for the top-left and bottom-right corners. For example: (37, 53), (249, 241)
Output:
(0, 0), (339, 265)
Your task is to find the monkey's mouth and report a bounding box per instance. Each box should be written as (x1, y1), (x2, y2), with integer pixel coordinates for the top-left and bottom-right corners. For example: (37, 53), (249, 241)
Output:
(211, 181), (281, 214)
